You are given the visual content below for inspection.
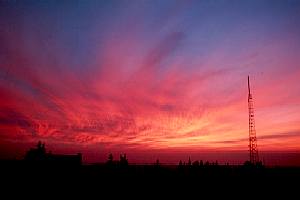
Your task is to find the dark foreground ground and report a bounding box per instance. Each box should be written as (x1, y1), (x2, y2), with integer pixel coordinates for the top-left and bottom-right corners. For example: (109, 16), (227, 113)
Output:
(1, 160), (299, 196)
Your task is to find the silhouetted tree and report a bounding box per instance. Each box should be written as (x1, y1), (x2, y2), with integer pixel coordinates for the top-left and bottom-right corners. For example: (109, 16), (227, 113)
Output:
(108, 153), (113, 162)
(37, 141), (42, 149)
(178, 160), (184, 170)
(119, 154), (128, 167)
(200, 160), (203, 166)
(155, 159), (160, 166)
(106, 153), (114, 165)
(178, 160), (182, 167)
(188, 157), (192, 166)
(244, 161), (251, 166)
(192, 160), (199, 167)
(256, 161), (263, 167)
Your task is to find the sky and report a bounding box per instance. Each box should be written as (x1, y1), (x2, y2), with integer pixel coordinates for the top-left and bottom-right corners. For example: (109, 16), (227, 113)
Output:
(1, 0), (300, 165)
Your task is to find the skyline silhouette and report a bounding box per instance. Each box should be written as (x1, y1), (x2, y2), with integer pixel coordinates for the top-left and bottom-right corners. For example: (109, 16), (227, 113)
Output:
(1, 141), (296, 166)
(1, 141), (299, 196)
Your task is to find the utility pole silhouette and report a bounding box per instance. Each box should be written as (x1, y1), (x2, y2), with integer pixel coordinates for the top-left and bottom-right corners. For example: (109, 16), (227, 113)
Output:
(248, 76), (259, 164)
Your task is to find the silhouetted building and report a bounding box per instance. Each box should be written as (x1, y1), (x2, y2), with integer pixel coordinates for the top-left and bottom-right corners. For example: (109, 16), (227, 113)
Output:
(25, 141), (46, 161)
(25, 141), (82, 166)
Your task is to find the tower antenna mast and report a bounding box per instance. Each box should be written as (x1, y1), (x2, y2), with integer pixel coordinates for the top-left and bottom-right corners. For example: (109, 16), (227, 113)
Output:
(248, 76), (259, 164)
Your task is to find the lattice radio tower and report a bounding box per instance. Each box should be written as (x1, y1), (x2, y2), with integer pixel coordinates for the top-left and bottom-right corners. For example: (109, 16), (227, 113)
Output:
(248, 76), (259, 164)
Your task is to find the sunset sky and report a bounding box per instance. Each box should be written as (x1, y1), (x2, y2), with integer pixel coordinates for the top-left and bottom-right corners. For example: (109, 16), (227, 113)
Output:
(1, 0), (300, 165)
